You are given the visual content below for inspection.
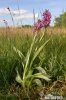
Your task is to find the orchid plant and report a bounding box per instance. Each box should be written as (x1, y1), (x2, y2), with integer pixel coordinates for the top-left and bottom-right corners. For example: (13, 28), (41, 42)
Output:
(13, 33), (50, 90)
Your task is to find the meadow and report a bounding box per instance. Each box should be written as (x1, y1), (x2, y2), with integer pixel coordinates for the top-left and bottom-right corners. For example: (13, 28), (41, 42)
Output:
(0, 26), (66, 100)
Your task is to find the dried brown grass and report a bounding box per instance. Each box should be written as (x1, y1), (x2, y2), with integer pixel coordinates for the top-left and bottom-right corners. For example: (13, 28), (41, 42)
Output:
(0, 27), (66, 37)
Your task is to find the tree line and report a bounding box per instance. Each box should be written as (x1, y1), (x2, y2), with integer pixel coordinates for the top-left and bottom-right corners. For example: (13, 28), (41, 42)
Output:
(54, 11), (66, 27)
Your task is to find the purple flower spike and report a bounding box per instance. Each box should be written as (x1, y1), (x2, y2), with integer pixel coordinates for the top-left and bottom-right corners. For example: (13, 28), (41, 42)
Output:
(42, 10), (51, 27)
(33, 9), (51, 32)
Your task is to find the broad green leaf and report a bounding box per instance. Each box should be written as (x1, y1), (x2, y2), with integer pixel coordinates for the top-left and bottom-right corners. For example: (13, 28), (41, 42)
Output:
(30, 39), (50, 67)
(33, 73), (50, 81)
(33, 79), (43, 86)
(36, 66), (47, 74)
(16, 70), (23, 84)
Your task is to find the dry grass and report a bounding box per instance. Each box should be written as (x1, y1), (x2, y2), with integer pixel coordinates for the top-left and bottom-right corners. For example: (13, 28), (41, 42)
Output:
(46, 27), (66, 35)
(0, 27), (33, 37)
(0, 27), (66, 37)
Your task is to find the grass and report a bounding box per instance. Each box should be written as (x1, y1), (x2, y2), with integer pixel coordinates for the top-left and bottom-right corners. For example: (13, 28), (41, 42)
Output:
(0, 27), (66, 99)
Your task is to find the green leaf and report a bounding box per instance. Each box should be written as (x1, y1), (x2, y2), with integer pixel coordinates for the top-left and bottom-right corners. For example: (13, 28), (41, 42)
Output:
(23, 33), (37, 79)
(16, 70), (23, 84)
(39, 31), (45, 42)
(33, 79), (43, 86)
(13, 47), (25, 59)
(30, 39), (50, 68)
(33, 73), (50, 81)
(36, 66), (47, 74)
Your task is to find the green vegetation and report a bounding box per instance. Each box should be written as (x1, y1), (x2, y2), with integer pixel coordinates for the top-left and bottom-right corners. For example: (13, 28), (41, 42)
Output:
(54, 11), (66, 27)
(0, 29), (66, 99)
